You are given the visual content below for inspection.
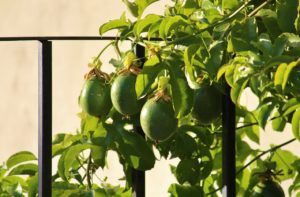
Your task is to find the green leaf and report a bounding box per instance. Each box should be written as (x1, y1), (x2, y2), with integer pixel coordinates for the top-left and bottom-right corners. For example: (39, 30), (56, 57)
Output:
(134, 14), (161, 38)
(147, 19), (161, 39)
(175, 159), (199, 185)
(205, 41), (225, 78)
(292, 108), (300, 141)
(184, 44), (201, 89)
(282, 97), (300, 116)
(27, 173), (38, 197)
(169, 65), (194, 118)
(241, 113), (260, 144)
(295, 1), (300, 33)
(228, 18), (258, 52)
(135, 56), (164, 98)
(168, 184), (204, 197)
(276, 0), (298, 32)
(282, 60), (300, 91)
(6, 151), (37, 169)
(8, 164), (38, 176)
(217, 64), (230, 81)
(230, 79), (248, 105)
(274, 63), (288, 92)
(222, 0), (240, 11)
(99, 13), (130, 35)
(1, 176), (26, 196)
(117, 128), (155, 171)
(60, 144), (100, 180)
(272, 110), (287, 132)
(159, 16), (188, 39)
(273, 33), (300, 56)
(255, 102), (275, 129)
(272, 149), (298, 180)
(123, 0), (159, 18)
(90, 145), (106, 169)
(257, 9), (281, 40)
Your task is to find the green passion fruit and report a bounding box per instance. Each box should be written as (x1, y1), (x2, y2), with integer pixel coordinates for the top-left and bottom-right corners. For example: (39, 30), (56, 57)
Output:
(140, 98), (177, 142)
(111, 73), (142, 116)
(192, 85), (222, 124)
(79, 76), (112, 117)
(252, 180), (285, 197)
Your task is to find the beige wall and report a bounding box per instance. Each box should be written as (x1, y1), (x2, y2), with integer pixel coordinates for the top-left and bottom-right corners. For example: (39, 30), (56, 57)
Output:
(0, 0), (299, 196)
(0, 0), (177, 196)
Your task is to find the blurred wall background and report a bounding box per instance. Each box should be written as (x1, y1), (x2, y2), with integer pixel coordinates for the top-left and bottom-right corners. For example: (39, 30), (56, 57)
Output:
(0, 0), (299, 196)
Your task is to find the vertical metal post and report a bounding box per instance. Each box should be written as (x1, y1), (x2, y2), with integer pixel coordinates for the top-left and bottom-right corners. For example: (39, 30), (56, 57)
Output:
(38, 40), (52, 197)
(132, 44), (146, 197)
(222, 84), (236, 196)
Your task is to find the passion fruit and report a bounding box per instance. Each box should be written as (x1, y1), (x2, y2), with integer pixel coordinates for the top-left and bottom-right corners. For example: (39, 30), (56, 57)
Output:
(79, 76), (112, 117)
(111, 73), (142, 116)
(192, 85), (222, 124)
(140, 98), (177, 142)
(252, 180), (285, 197)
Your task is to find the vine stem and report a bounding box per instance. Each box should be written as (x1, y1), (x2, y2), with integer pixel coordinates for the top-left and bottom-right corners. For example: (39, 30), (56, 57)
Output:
(207, 138), (296, 196)
(167, 0), (254, 45)
(86, 153), (92, 190)
(235, 138), (296, 175)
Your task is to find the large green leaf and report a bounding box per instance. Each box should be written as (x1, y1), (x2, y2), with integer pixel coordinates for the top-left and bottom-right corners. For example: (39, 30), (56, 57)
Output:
(6, 151), (36, 169)
(8, 164), (38, 176)
(134, 14), (161, 38)
(292, 108), (300, 141)
(99, 13), (131, 35)
(116, 128), (155, 171)
(169, 64), (193, 118)
(272, 149), (298, 180)
(135, 56), (165, 98)
(168, 184), (204, 197)
(276, 0), (298, 32)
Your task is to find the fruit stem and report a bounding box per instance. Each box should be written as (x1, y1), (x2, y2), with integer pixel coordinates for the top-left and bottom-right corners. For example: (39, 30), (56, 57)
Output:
(95, 40), (116, 63)
(236, 138), (296, 175)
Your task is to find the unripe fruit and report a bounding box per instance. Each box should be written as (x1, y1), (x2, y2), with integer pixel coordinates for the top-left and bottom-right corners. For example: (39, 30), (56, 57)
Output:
(140, 98), (177, 141)
(111, 73), (142, 116)
(192, 85), (222, 124)
(79, 76), (112, 117)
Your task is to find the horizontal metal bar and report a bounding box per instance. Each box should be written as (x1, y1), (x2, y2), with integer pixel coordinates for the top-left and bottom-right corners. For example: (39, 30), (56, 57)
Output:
(0, 36), (163, 41)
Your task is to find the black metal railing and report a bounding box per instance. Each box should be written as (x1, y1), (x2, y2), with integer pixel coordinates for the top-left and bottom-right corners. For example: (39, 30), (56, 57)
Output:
(0, 36), (235, 197)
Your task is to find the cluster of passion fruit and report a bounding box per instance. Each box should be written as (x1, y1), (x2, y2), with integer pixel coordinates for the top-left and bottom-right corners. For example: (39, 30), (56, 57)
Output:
(79, 53), (222, 142)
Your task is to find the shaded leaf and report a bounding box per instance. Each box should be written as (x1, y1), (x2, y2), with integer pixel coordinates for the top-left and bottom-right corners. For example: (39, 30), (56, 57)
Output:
(8, 164), (38, 176)
(276, 0), (298, 32)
